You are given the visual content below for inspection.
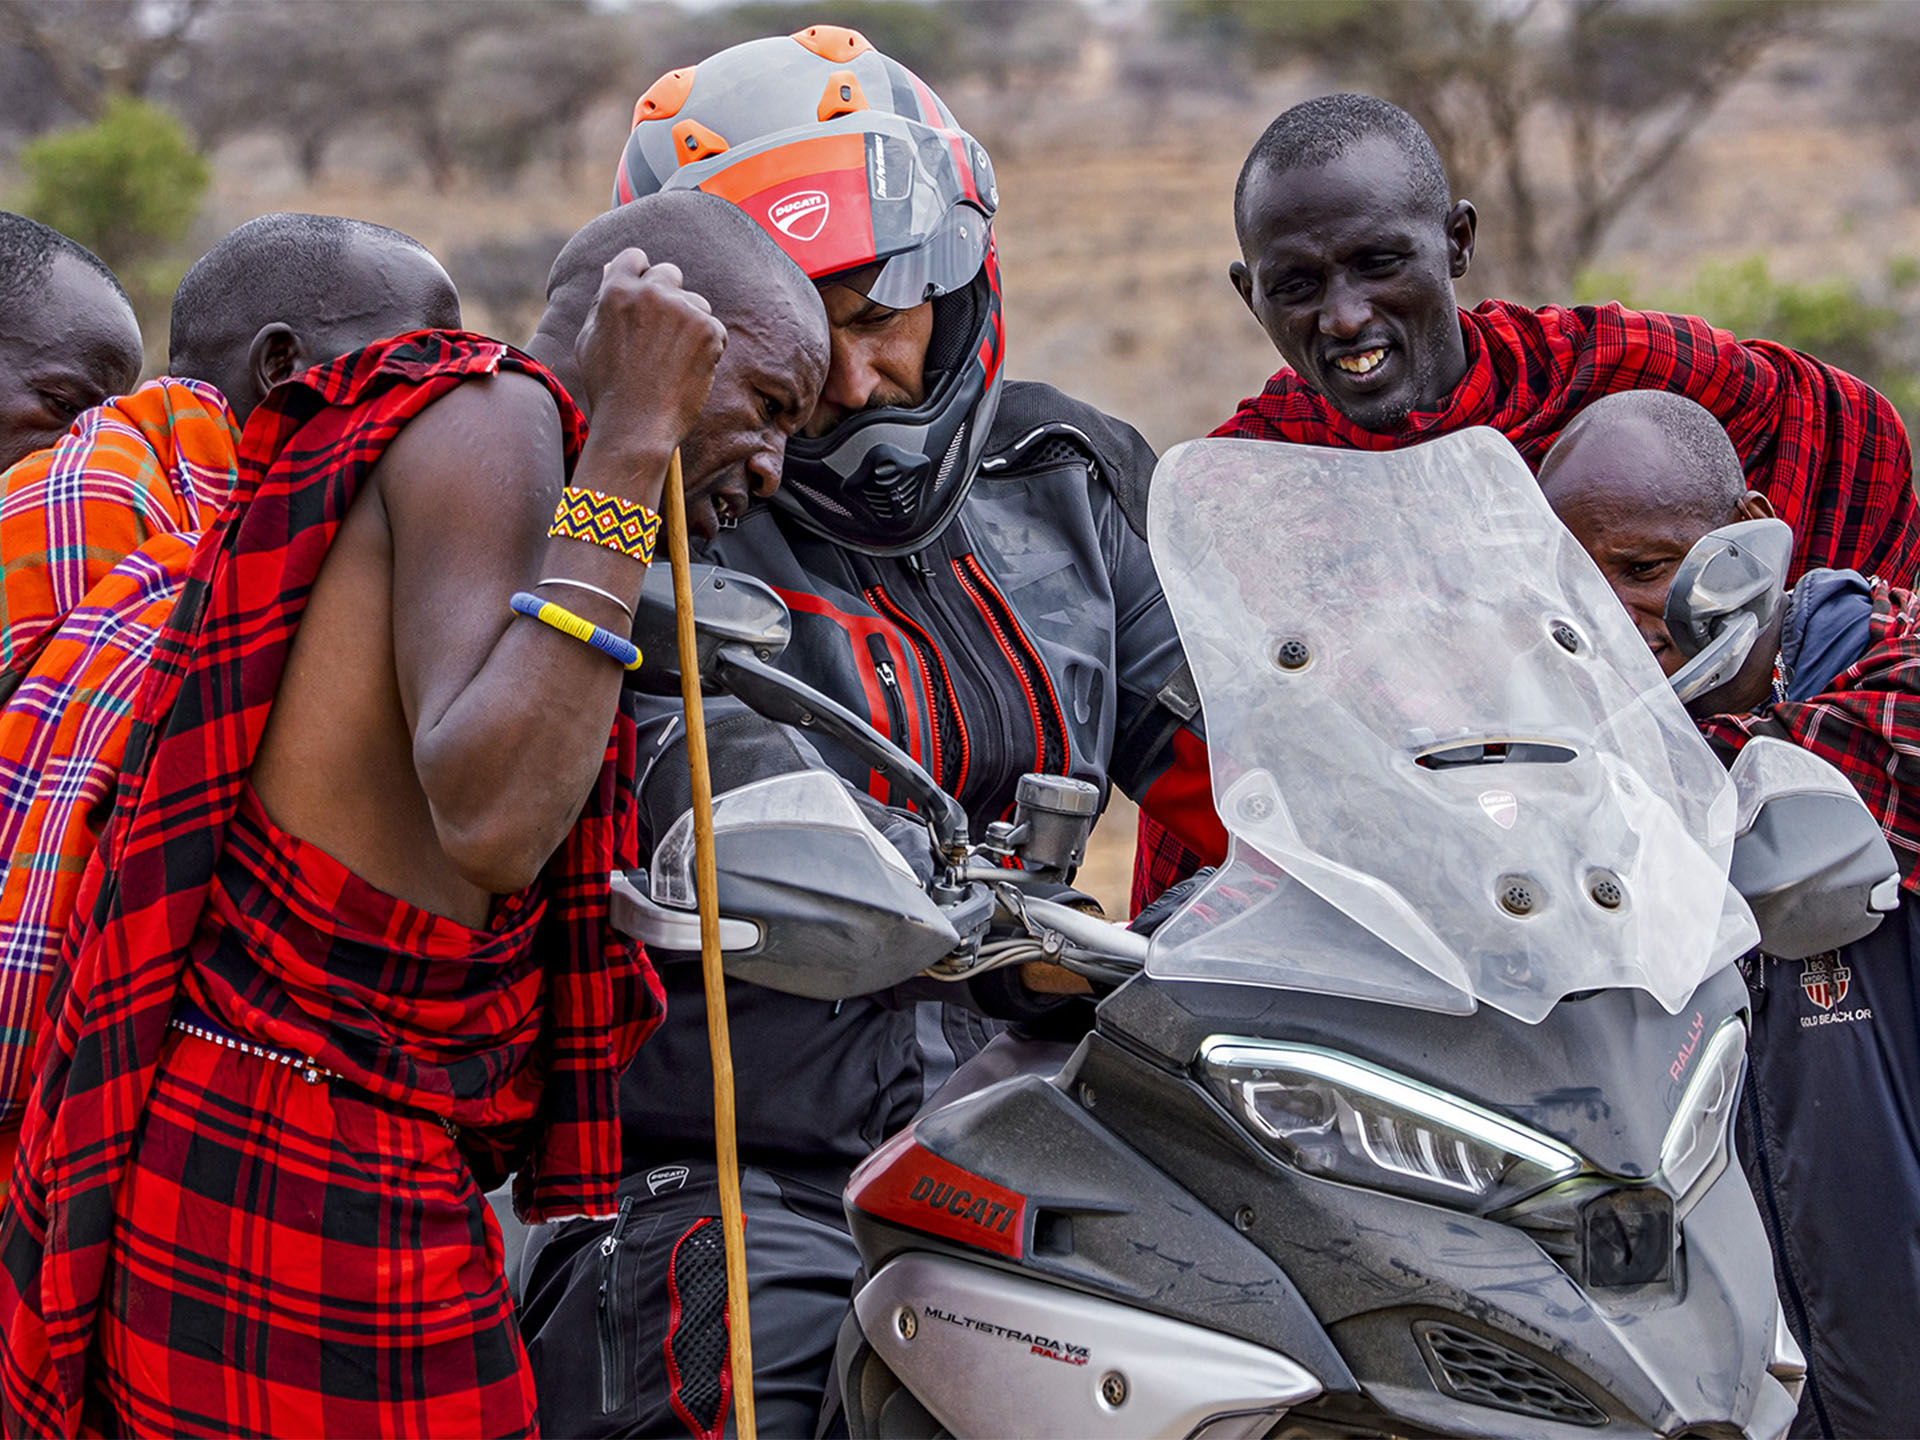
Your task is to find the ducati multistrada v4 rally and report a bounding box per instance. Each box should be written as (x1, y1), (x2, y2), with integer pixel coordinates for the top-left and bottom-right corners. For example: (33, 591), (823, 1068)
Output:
(617, 430), (1893, 1439)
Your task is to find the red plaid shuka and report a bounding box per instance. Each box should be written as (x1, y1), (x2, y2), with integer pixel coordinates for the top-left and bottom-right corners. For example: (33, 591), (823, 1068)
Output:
(1134, 300), (1920, 911)
(0, 331), (663, 1437)
(1700, 582), (1920, 896)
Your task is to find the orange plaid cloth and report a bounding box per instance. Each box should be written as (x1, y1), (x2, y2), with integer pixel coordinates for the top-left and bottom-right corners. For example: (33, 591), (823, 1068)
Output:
(0, 378), (237, 1167)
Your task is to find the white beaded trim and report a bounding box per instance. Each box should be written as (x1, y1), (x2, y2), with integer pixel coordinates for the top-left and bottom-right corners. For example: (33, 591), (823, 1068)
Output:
(171, 1016), (335, 1085)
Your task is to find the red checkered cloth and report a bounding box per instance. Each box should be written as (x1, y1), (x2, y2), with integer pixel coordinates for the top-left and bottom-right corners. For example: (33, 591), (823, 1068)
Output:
(0, 331), (663, 1437)
(1134, 299), (1920, 912)
(0, 380), (239, 1173)
(1700, 581), (1920, 896)
(96, 790), (550, 1436)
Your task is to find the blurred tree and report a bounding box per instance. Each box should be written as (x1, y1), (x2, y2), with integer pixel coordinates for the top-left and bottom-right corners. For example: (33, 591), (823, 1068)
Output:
(1171, 0), (1817, 300)
(445, 11), (637, 187)
(175, 0), (609, 191)
(0, 0), (205, 120)
(448, 229), (574, 344)
(1578, 255), (1920, 426)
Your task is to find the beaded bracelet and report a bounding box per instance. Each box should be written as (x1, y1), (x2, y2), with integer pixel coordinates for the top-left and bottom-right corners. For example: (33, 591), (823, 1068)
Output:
(549, 485), (662, 564)
(510, 591), (642, 671)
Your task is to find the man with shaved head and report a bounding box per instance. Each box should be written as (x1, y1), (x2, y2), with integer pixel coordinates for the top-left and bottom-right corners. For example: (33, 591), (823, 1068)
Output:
(525, 197), (828, 540)
(1542, 392), (1920, 1439)
(0, 213), (142, 474)
(1138, 89), (1919, 910)
(0, 214), (462, 1196)
(0, 190), (827, 1437)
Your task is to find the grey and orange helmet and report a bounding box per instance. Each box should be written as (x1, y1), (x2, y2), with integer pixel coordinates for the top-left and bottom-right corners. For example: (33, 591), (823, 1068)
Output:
(613, 26), (1005, 555)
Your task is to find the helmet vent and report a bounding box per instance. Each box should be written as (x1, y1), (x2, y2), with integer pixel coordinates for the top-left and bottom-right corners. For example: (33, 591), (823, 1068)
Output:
(931, 422), (966, 496)
(789, 479), (852, 519)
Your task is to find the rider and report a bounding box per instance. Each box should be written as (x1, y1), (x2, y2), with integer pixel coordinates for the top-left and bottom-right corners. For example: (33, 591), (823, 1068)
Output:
(516, 27), (1225, 1437)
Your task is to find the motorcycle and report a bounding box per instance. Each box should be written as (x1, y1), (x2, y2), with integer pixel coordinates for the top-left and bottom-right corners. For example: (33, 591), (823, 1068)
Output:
(615, 428), (1895, 1439)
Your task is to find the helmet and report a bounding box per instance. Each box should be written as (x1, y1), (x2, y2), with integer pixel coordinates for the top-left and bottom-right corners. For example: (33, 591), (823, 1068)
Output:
(614, 27), (1005, 556)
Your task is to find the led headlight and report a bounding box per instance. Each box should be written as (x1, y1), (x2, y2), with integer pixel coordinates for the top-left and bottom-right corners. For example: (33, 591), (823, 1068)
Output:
(1659, 1017), (1746, 1215)
(1199, 1039), (1583, 1213)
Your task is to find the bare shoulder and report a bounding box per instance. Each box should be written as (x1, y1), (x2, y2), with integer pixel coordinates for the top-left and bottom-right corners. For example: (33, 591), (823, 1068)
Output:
(374, 370), (566, 509)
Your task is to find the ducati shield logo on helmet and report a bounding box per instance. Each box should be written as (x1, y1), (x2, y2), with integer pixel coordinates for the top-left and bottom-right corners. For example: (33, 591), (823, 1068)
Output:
(770, 190), (830, 241)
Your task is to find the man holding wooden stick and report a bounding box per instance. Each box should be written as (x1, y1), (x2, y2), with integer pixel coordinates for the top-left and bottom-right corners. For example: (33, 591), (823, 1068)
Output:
(0, 190), (826, 1438)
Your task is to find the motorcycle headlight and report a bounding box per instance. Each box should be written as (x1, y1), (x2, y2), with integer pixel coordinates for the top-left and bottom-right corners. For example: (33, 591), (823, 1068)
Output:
(1199, 1039), (1583, 1213)
(1659, 1017), (1746, 1215)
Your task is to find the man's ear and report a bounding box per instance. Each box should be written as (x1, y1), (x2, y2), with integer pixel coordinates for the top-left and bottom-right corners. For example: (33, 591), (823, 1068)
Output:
(246, 323), (304, 399)
(1229, 259), (1256, 316)
(1736, 489), (1777, 522)
(1445, 200), (1477, 279)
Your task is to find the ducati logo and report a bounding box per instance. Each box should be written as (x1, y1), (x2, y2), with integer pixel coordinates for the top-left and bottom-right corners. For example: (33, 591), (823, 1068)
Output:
(1801, 954), (1852, 1011)
(768, 190), (829, 241)
(1478, 790), (1518, 830)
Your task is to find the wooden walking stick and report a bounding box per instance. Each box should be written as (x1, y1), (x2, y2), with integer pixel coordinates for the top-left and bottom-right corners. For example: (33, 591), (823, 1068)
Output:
(661, 449), (757, 1440)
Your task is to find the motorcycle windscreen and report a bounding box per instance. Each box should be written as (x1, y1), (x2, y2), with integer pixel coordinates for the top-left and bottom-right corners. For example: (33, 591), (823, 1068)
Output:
(1146, 430), (1757, 1023)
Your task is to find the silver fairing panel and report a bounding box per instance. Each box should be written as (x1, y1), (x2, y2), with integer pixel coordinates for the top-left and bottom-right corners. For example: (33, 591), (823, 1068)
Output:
(854, 1251), (1322, 1439)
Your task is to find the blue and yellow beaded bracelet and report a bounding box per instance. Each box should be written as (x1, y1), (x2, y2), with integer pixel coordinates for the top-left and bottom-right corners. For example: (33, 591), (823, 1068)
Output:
(510, 591), (642, 671)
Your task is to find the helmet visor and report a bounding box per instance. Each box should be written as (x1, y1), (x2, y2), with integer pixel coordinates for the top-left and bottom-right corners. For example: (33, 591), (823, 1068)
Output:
(828, 203), (990, 311)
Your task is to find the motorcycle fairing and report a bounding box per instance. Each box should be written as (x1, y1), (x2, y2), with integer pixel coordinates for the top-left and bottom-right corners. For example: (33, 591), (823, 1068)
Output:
(846, 1124), (1027, 1260)
(1146, 430), (1758, 1022)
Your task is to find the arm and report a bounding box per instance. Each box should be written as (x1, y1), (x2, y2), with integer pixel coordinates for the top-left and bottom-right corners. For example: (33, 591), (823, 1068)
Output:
(388, 254), (726, 893)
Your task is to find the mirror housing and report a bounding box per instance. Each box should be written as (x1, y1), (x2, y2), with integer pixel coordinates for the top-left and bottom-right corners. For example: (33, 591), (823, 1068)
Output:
(1727, 738), (1899, 959)
(1664, 518), (1793, 704)
(628, 563), (790, 693)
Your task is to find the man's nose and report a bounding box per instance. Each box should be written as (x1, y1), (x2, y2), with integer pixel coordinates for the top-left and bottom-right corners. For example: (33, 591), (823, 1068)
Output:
(822, 334), (883, 413)
(1317, 274), (1373, 338)
(747, 440), (783, 498)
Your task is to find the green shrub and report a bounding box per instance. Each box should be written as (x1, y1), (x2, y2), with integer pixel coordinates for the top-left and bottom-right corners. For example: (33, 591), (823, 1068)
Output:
(15, 96), (210, 309)
(1576, 256), (1920, 431)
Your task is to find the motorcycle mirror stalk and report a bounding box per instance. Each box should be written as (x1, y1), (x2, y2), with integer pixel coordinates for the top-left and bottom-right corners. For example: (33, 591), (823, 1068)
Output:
(630, 562), (972, 867)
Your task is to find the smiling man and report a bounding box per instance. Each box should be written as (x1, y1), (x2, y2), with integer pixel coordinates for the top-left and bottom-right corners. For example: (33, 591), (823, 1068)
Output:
(0, 213), (142, 474)
(1136, 91), (1920, 909)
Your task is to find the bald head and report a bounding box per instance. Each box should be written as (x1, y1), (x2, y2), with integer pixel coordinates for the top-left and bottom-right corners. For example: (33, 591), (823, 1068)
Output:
(1541, 390), (1775, 683)
(0, 212), (142, 472)
(169, 212), (462, 424)
(1541, 391), (1749, 527)
(528, 191), (829, 541)
(526, 190), (823, 401)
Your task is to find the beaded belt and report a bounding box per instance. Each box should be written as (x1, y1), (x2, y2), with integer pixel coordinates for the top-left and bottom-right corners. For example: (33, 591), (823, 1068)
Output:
(170, 999), (337, 1086)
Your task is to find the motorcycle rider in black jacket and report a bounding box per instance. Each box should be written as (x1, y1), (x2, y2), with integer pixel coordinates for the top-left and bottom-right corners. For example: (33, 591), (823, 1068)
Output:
(517, 28), (1226, 1437)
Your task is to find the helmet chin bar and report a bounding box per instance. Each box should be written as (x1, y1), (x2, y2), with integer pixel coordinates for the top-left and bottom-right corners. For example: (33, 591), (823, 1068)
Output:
(773, 267), (1002, 557)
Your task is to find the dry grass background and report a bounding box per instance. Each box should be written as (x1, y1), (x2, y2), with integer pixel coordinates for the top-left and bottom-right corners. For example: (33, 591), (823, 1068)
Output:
(183, 35), (1920, 916)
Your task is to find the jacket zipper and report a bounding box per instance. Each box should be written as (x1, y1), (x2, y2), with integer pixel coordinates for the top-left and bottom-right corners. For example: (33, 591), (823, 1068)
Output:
(597, 1194), (636, 1414)
(865, 635), (911, 753)
(866, 583), (969, 795)
(952, 553), (1071, 776)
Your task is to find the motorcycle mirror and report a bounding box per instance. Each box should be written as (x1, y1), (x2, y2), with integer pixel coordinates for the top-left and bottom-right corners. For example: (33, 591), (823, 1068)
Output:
(1727, 738), (1900, 959)
(627, 564), (791, 692)
(1663, 518), (1793, 704)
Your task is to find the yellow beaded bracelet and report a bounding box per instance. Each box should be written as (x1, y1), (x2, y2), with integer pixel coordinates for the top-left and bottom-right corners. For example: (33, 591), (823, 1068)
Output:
(549, 485), (662, 564)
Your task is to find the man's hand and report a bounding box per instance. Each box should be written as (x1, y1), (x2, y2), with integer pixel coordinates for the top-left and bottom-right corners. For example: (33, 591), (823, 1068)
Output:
(573, 248), (728, 470)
